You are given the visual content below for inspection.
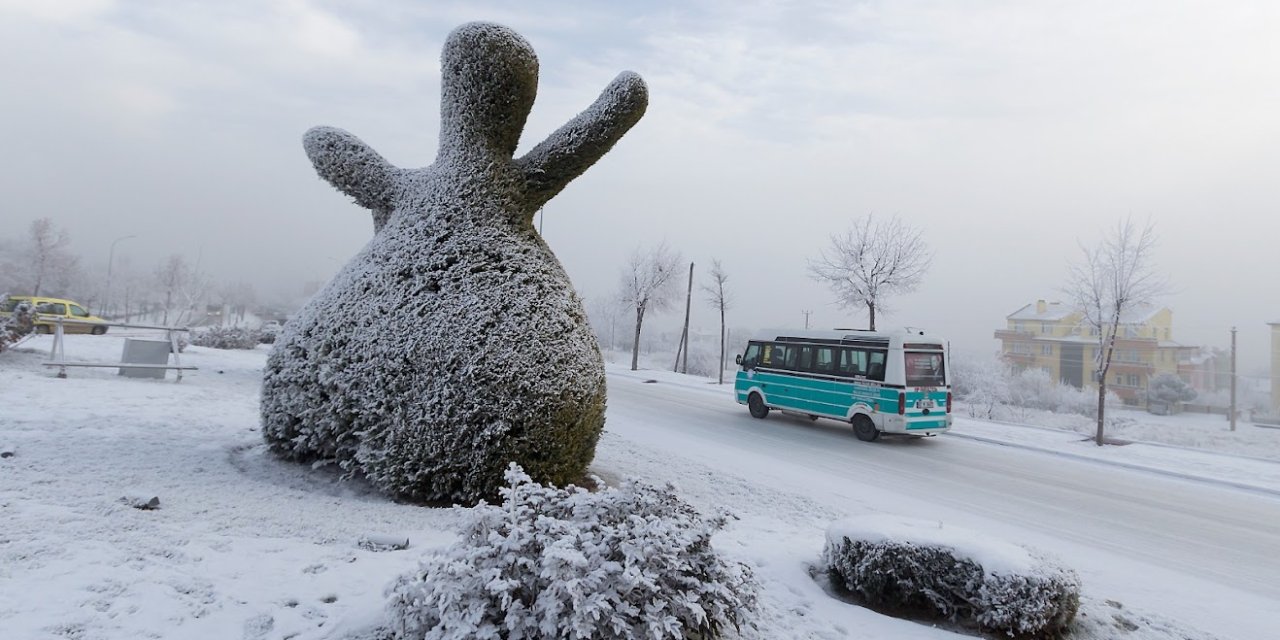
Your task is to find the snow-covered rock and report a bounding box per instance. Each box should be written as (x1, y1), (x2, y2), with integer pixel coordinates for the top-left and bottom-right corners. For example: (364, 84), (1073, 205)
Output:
(823, 514), (1080, 637)
(385, 464), (758, 639)
(260, 22), (648, 503)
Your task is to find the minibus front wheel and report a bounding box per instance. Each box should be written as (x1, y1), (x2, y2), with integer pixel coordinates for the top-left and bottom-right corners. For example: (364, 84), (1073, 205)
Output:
(852, 415), (880, 442)
(747, 393), (770, 419)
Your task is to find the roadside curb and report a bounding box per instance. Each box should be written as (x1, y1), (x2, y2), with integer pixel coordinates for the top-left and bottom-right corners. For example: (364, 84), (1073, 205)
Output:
(946, 431), (1280, 499)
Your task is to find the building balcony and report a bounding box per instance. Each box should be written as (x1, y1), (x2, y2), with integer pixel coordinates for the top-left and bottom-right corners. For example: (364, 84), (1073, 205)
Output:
(1000, 352), (1037, 365)
(1108, 360), (1153, 373)
(994, 329), (1034, 340)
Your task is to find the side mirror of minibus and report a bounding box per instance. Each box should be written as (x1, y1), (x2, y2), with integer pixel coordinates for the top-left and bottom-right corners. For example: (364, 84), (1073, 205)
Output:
(735, 354), (742, 366)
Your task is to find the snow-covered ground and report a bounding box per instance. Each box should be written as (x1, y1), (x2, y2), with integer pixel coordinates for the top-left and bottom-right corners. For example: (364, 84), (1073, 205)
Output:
(2, 333), (1277, 639)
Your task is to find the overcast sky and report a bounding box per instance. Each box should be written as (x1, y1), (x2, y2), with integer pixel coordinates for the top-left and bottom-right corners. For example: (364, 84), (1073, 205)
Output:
(2, 0), (1278, 374)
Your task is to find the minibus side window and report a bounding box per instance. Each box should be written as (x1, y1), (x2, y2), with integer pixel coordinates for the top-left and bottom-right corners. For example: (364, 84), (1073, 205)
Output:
(762, 344), (787, 368)
(785, 346), (801, 370)
(814, 347), (835, 373)
(840, 348), (867, 377)
(741, 343), (761, 369)
(867, 350), (887, 381)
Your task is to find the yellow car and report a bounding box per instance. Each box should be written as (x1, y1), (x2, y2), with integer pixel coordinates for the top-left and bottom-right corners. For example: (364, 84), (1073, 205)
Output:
(1, 296), (109, 335)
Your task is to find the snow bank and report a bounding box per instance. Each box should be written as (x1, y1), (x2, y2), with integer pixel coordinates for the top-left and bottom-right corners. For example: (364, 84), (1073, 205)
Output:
(823, 515), (1080, 637)
(260, 22), (648, 504)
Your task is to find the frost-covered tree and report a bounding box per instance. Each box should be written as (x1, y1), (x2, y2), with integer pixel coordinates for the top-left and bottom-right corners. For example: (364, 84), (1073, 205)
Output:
(1065, 217), (1166, 446)
(586, 294), (626, 352)
(11, 218), (81, 297)
(701, 259), (732, 384)
(1148, 372), (1196, 405)
(808, 214), (931, 331)
(950, 354), (1010, 420)
(617, 242), (681, 371)
(261, 22), (648, 504)
(153, 254), (190, 325)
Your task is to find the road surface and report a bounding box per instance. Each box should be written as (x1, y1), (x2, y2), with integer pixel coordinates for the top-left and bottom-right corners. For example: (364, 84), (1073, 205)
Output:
(603, 372), (1280, 637)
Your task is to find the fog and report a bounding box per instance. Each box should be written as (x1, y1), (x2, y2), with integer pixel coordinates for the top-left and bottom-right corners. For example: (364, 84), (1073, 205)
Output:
(2, 0), (1277, 374)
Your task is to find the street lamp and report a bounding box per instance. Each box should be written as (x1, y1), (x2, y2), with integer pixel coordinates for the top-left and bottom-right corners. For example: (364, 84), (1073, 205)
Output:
(104, 234), (137, 319)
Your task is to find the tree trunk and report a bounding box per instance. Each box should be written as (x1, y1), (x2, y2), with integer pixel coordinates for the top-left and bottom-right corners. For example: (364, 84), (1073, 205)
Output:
(630, 307), (643, 371)
(718, 304), (726, 384)
(1095, 377), (1107, 446)
(867, 301), (876, 331)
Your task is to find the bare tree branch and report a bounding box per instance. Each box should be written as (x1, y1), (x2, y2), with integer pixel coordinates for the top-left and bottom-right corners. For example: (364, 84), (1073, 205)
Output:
(617, 242), (682, 371)
(808, 214), (932, 330)
(700, 259), (732, 384)
(1063, 216), (1167, 446)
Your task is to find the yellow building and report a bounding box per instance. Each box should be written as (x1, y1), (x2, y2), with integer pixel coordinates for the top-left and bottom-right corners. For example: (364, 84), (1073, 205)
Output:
(1270, 320), (1280, 411)
(995, 300), (1195, 406)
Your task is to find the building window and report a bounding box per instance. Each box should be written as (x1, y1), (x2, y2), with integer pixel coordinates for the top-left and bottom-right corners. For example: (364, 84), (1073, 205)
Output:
(1014, 322), (1024, 333)
(1127, 374), (1140, 387)
(1041, 322), (1050, 334)
(1041, 344), (1053, 355)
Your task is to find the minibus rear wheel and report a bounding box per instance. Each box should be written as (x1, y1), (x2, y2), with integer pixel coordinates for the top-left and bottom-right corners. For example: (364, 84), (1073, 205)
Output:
(852, 415), (880, 442)
(748, 393), (770, 419)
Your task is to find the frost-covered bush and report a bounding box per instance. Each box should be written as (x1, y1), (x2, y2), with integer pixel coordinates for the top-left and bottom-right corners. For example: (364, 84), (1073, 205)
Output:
(1006, 368), (1115, 419)
(386, 465), (758, 639)
(261, 22), (648, 504)
(192, 326), (261, 350)
(823, 515), (1079, 638)
(1147, 372), (1196, 404)
(1, 298), (35, 353)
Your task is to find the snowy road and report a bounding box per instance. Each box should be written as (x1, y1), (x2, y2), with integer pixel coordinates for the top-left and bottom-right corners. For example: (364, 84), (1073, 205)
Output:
(602, 371), (1280, 637)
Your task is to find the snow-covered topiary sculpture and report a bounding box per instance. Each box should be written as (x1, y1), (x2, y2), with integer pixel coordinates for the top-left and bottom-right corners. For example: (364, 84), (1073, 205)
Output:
(823, 515), (1080, 638)
(260, 22), (647, 503)
(386, 464), (758, 639)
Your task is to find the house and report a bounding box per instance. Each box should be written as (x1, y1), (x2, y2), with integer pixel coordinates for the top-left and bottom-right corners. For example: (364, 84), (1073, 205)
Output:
(995, 300), (1198, 406)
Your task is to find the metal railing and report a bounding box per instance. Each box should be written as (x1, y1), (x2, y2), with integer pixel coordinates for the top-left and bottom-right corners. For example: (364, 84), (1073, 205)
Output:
(42, 317), (197, 382)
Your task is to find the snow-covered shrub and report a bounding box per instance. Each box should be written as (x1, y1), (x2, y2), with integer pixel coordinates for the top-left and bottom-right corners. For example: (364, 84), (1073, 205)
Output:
(261, 22), (648, 504)
(1, 298), (35, 353)
(192, 326), (261, 350)
(1147, 373), (1196, 405)
(823, 515), (1079, 638)
(386, 464), (758, 639)
(951, 355), (1011, 419)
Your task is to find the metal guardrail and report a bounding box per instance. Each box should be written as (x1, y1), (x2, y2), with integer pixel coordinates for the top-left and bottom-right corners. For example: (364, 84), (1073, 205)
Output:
(41, 317), (197, 382)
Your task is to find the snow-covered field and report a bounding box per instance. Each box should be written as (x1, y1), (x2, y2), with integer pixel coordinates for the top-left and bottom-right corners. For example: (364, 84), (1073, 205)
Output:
(3, 333), (1278, 639)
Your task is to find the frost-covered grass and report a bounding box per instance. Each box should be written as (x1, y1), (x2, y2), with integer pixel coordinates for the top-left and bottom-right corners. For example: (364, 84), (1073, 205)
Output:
(0, 333), (1248, 640)
(956, 401), (1280, 460)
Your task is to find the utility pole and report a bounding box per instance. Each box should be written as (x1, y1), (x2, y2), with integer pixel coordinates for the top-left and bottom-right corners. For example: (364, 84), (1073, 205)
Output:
(802, 310), (813, 330)
(1230, 326), (1237, 431)
(673, 262), (694, 373)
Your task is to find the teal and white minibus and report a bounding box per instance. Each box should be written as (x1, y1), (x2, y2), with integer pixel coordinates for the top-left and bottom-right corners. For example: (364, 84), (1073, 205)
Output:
(734, 329), (952, 441)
